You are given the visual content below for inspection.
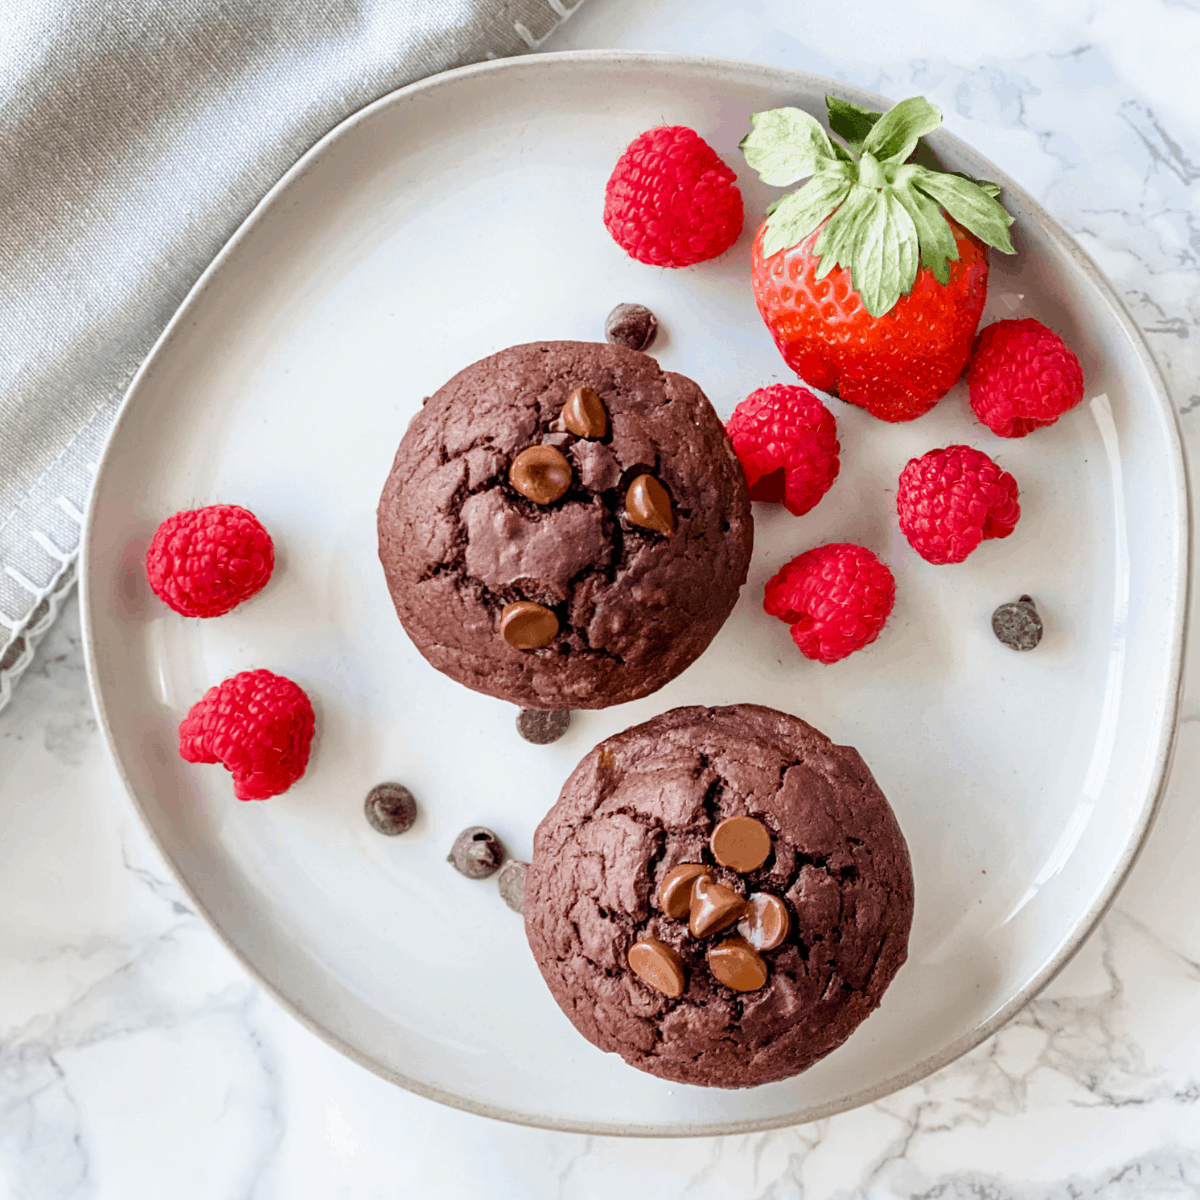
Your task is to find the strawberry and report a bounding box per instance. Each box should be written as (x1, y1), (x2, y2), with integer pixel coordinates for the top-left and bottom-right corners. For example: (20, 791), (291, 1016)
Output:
(741, 96), (1016, 422)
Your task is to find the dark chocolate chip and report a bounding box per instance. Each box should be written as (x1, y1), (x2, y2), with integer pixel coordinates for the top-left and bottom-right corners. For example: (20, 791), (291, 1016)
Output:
(604, 303), (658, 351)
(516, 707), (571, 744)
(689, 876), (747, 938)
(448, 826), (505, 878)
(737, 893), (791, 952)
(992, 595), (1043, 651)
(364, 783), (418, 835)
(497, 860), (528, 913)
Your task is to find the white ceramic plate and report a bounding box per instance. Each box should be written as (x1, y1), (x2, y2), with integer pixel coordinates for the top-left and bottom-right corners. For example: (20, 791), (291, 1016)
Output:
(82, 52), (1187, 1135)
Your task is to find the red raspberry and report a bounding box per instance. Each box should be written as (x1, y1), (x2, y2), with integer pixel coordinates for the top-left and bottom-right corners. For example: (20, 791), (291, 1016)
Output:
(179, 669), (315, 801)
(603, 126), (743, 268)
(726, 385), (840, 516)
(763, 543), (895, 664)
(897, 445), (1020, 564)
(146, 504), (274, 617)
(968, 318), (1084, 437)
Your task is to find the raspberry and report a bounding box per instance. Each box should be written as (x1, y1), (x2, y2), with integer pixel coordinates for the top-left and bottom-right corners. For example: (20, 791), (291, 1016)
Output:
(603, 126), (743, 268)
(146, 504), (274, 617)
(726, 385), (840, 515)
(968, 318), (1084, 437)
(179, 669), (315, 801)
(763, 543), (896, 664)
(897, 445), (1020, 565)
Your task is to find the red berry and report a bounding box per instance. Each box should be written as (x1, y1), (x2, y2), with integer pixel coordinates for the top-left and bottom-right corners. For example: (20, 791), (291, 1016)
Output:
(726, 385), (840, 515)
(146, 504), (274, 617)
(763, 543), (896, 664)
(751, 217), (989, 422)
(897, 445), (1020, 564)
(968, 318), (1085, 437)
(603, 126), (743, 268)
(179, 669), (315, 801)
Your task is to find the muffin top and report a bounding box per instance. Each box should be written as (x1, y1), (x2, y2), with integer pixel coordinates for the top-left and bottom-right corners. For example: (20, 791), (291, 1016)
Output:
(377, 341), (753, 709)
(524, 704), (914, 1088)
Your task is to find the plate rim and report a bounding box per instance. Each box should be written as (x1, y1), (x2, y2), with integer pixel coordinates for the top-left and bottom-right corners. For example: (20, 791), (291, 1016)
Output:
(81, 48), (1191, 1136)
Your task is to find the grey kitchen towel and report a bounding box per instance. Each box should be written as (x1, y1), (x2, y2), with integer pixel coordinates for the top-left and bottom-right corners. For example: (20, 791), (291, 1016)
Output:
(0, 0), (585, 711)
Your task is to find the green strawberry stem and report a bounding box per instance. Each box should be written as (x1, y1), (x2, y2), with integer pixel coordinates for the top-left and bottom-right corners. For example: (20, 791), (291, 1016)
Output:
(740, 95), (1015, 318)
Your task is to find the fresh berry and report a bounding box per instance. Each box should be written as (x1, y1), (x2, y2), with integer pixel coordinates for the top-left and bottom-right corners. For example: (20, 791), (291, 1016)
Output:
(897, 445), (1020, 564)
(146, 504), (274, 617)
(179, 669), (314, 801)
(726, 385), (840, 515)
(763, 543), (896, 663)
(992, 595), (1043, 650)
(968, 318), (1085, 437)
(741, 96), (1015, 421)
(603, 126), (743, 268)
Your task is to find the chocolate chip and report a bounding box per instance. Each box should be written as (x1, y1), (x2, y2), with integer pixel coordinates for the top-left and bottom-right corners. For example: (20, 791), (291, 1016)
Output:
(448, 826), (505, 878)
(561, 386), (609, 439)
(625, 474), (673, 535)
(497, 860), (528, 912)
(737, 893), (790, 952)
(992, 594), (1043, 651)
(659, 863), (711, 920)
(509, 445), (571, 505)
(627, 938), (685, 998)
(707, 936), (768, 992)
(516, 707), (570, 744)
(604, 303), (658, 352)
(710, 815), (771, 872)
(364, 782), (418, 835)
(689, 875), (747, 938)
(500, 601), (559, 649)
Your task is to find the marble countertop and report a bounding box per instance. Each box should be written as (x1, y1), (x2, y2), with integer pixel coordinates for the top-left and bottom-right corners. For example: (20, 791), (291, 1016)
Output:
(4, 0), (1200, 1194)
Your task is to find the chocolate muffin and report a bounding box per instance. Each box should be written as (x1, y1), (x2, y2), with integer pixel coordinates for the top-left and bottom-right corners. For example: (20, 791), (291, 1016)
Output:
(377, 341), (752, 709)
(524, 704), (914, 1089)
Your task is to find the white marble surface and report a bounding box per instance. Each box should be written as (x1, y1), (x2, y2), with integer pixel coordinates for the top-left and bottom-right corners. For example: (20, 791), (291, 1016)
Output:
(3, 0), (1200, 1193)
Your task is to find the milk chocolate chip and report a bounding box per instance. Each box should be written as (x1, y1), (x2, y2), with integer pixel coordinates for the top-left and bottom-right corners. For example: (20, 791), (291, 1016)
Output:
(509, 445), (572, 505)
(561, 386), (609, 439)
(737, 893), (791, 952)
(689, 876), (747, 938)
(710, 815), (771, 873)
(659, 863), (711, 920)
(628, 938), (685, 998)
(625, 474), (673, 535)
(500, 601), (559, 649)
(708, 936), (768, 992)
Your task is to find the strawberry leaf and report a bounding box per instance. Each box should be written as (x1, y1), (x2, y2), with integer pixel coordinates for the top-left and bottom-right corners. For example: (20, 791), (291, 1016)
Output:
(911, 166), (1015, 254)
(761, 169), (854, 258)
(842, 191), (920, 317)
(740, 107), (840, 186)
(825, 96), (882, 152)
(861, 97), (942, 165)
(889, 176), (958, 284)
(813, 183), (877, 279)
